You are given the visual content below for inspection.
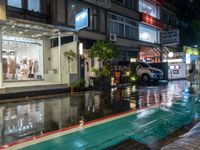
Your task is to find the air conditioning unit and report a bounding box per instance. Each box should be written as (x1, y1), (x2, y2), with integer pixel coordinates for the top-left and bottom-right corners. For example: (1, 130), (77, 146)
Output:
(109, 33), (117, 42)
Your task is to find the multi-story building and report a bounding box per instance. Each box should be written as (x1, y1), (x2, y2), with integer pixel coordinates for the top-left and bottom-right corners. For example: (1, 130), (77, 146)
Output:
(0, 0), (178, 89)
(73, 0), (178, 79)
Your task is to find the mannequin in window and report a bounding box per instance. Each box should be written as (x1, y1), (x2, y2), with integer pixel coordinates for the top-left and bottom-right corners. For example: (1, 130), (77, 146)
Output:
(28, 60), (34, 78)
(20, 59), (29, 79)
(6, 56), (16, 80)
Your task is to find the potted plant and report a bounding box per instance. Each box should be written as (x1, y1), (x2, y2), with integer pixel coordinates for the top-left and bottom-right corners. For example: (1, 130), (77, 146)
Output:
(89, 40), (118, 90)
(71, 78), (86, 93)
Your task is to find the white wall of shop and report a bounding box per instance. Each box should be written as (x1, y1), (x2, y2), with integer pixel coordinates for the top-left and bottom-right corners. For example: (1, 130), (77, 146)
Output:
(44, 41), (79, 85)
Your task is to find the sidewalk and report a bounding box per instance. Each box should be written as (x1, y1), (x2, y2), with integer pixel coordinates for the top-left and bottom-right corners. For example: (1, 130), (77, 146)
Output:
(162, 122), (200, 150)
(0, 81), (69, 100)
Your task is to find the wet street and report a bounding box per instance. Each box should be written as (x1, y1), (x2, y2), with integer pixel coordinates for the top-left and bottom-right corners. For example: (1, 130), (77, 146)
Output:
(0, 80), (198, 147)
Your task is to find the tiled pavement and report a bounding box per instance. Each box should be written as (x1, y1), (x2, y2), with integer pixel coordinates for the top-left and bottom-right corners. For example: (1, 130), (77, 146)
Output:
(162, 122), (200, 150)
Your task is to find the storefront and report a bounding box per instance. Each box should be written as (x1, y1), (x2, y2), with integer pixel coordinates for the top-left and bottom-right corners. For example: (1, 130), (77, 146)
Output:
(2, 35), (43, 81)
(184, 46), (200, 78)
(0, 19), (77, 88)
(163, 52), (186, 80)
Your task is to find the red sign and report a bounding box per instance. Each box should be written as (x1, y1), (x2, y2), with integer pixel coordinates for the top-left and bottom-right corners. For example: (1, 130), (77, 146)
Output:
(141, 13), (163, 29)
(152, 0), (161, 4)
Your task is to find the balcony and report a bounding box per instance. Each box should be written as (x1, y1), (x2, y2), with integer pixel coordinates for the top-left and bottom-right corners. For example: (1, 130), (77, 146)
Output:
(6, 6), (51, 24)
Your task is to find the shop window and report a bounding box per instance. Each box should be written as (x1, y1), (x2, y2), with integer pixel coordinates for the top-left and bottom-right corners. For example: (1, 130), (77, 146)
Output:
(139, 0), (159, 19)
(139, 24), (160, 43)
(7, 0), (22, 8)
(28, 0), (40, 12)
(108, 13), (138, 39)
(2, 35), (43, 81)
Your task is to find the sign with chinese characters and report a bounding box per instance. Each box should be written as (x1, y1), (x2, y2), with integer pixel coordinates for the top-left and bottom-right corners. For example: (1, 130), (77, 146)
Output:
(161, 30), (180, 45)
(75, 9), (89, 31)
(141, 13), (163, 29)
(83, 0), (111, 8)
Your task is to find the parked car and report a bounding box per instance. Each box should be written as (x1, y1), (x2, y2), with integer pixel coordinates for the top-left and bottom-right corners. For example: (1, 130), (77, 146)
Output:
(134, 62), (163, 82)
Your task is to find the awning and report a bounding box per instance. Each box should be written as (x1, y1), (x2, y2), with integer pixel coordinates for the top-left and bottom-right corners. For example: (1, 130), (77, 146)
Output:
(0, 18), (77, 38)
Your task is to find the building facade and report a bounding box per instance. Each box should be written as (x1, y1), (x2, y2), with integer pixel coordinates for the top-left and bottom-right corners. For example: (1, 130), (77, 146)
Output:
(70, 0), (178, 80)
(0, 0), (178, 88)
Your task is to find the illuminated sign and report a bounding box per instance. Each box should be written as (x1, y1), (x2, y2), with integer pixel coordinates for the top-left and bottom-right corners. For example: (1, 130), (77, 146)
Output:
(161, 30), (180, 45)
(184, 46), (199, 56)
(75, 9), (89, 31)
(186, 54), (191, 64)
(141, 13), (163, 29)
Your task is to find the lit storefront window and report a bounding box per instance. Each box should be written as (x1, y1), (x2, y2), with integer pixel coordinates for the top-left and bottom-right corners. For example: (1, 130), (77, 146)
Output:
(139, 0), (160, 19)
(7, 0), (22, 8)
(2, 35), (43, 81)
(139, 24), (160, 43)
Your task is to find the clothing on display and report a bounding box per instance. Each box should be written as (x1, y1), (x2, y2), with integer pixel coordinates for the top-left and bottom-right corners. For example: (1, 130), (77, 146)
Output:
(3, 52), (40, 80)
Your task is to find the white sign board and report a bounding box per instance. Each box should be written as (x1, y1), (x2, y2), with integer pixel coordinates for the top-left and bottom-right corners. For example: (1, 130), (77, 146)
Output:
(75, 9), (89, 31)
(161, 29), (180, 45)
(83, 0), (111, 8)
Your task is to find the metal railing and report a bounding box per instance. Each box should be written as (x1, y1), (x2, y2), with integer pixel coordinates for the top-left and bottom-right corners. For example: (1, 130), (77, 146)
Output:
(6, 6), (51, 24)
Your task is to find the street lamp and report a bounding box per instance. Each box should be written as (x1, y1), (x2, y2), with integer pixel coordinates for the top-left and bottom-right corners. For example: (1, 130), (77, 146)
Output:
(79, 43), (84, 79)
(168, 52), (174, 58)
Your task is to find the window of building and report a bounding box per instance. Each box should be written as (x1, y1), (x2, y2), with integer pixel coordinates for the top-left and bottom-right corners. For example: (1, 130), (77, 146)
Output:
(108, 13), (138, 39)
(112, 0), (133, 9)
(139, 0), (160, 19)
(7, 0), (22, 8)
(28, 0), (40, 12)
(139, 24), (160, 43)
(117, 50), (136, 61)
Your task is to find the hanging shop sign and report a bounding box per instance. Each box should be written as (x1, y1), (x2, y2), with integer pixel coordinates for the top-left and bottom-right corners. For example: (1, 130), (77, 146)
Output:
(83, 0), (111, 9)
(75, 9), (89, 31)
(184, 46), (200, 56)
(141, 13), (163, 29)
(161, 30), (180, 45)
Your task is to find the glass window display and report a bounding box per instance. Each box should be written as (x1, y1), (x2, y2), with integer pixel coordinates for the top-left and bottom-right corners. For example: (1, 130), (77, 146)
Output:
(2, 35), (43, 81)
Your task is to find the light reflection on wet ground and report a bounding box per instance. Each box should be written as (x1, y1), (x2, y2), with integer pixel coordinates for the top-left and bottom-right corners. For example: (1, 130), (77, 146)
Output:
(0, 80), (198, 146)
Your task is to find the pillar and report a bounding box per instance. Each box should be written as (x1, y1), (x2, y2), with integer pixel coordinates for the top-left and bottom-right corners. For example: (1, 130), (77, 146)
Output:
(58, 35), (62, 84)
(0, 32), (3, 87)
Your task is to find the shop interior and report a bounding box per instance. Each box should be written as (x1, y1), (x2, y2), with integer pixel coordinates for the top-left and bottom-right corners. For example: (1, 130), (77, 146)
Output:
(2, 35), (43, 81)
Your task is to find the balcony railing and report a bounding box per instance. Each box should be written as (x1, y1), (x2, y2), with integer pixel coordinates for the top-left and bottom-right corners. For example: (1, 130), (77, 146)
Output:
(6, 6), (51, 24)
